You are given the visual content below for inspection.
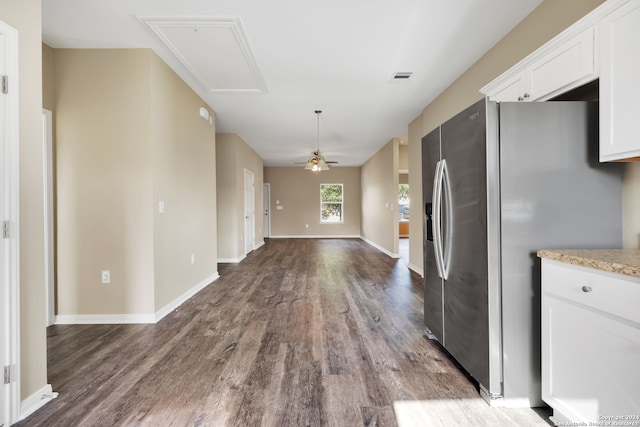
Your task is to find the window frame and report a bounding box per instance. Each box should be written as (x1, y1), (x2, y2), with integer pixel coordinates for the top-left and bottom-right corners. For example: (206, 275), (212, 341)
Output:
(398, 183), (410, 220)
(320, 183), (344, 224)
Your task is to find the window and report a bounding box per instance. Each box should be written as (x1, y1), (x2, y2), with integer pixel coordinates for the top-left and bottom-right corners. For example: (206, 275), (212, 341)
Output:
(399, 184), (410, 220)
(320, 183), (343, 223)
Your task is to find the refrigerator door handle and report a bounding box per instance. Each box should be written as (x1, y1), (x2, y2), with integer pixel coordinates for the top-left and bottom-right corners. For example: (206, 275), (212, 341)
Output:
(441, 159), (452, 280)
(432, 160), (445, 279)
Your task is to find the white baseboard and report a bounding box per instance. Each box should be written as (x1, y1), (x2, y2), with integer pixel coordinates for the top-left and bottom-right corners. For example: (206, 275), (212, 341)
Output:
(19, 384), (56, 421)
(55, 272), (219, 325)
(218, 255), (246, 263)
(269, 235), (400, 259)
(269, 235), (360, 239)
(154, 272), (219, 322)
(255, 240), (265, 249)
(360, 237), (400, 258)
(56, 313), (155, 325)
(408, 263), (424, 277)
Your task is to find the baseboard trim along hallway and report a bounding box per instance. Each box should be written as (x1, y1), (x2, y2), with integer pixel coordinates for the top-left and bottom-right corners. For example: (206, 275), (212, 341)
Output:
(54, 273), (220, 325)
(19, 385), (56, 423)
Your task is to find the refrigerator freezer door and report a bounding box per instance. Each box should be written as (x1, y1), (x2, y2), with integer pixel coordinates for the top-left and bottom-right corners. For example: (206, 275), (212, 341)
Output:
(440, 99), (490, 389)
(422, 127), (444, 343)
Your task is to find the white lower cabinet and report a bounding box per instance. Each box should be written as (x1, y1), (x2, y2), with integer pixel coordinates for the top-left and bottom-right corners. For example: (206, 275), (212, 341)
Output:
(541, 259), (640, 424)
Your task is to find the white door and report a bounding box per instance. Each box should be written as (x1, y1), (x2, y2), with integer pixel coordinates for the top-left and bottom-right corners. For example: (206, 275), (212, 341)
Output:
(263, 183), (270, 238)
(42, 109), (55, 326)
(0, 23), (19, 427)
(0, 30), (6, 427)
(244, 169), (255, 255)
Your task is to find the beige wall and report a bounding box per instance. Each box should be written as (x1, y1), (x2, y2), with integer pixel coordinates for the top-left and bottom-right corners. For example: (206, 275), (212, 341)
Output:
(216, 135), (239, 258)
(55, 49), (155, 315)
(53, 48), (217, 316)
(0, 0), (48, 402)
(264, 167), (361, 237)
(408, 116), (423, 275)
(42, 43), (54, 110)
(623, 164), (640, 248)
(398, 144), (408, 171)
(149, 53), (218, 310)
(361, 139), (399, 255)
(408, 0), (608, 271)
(216, 133), (264, 261)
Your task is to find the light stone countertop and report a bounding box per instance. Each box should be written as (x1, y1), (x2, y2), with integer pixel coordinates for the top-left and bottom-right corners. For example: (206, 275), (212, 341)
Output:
(537, 249), (640, 279)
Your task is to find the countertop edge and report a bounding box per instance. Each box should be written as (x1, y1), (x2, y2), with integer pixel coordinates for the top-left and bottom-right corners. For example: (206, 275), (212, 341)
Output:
(537, 249), (640, 279)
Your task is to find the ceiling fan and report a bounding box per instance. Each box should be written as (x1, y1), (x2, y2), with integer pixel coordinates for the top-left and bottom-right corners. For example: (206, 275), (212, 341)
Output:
(295, 110), (338, 172)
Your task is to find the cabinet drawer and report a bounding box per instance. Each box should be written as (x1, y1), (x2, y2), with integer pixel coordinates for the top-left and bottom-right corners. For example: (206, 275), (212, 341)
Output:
(542, 259), (640, 324)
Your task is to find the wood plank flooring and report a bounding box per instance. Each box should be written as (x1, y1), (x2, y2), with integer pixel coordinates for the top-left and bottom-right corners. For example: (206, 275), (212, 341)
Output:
(17, 238), (551, 426)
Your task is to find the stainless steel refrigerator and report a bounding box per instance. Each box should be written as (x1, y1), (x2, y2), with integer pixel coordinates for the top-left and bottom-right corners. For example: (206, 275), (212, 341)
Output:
(422, 98), (622, 407)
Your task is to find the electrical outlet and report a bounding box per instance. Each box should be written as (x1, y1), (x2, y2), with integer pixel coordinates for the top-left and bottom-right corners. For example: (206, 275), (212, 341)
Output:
(191, 254), (196, 265)
(101, 270), (111, 284)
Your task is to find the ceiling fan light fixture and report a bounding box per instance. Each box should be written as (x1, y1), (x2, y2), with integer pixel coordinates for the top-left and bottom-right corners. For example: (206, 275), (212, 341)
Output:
(304, 157), (315, 170)
(316, 155), (330, 171)
(304, 110), (330, 172)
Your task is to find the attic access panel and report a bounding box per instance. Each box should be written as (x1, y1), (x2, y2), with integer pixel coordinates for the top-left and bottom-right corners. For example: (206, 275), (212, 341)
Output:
(139, 16), (268, 94)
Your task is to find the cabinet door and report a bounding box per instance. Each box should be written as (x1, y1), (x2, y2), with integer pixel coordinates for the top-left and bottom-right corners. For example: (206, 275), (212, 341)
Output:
(542, 295), (640, 423)
(528, 26), (596, 101)
(482, 25), (596, 103)
(600, 0), (640, 161)
(488, 72), (526, 102)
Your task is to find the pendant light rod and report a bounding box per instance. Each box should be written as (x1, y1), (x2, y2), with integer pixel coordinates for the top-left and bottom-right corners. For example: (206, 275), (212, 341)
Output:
(315, 110), (322, 152)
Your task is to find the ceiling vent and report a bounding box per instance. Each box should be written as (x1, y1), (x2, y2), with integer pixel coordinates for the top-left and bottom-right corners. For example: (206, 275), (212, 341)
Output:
(391, 71), (412, 83)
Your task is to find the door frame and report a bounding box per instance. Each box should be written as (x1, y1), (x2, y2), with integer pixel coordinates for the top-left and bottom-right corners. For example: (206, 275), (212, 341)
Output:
(263, 183), (270, 238)
(243, 168), (255, 256)
(42, 109), (55, 327)
(0, 19), (21, 427)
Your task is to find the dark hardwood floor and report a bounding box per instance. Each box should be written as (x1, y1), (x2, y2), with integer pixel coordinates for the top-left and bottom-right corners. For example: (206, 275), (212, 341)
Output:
(18, 238), (550, 426)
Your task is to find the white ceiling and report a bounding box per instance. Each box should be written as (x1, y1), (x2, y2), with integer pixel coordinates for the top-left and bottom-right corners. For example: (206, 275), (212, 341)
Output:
(42, 0), (543, 167)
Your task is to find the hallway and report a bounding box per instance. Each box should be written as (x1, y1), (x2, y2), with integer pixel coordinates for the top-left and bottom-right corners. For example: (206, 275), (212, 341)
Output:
(18, 239), (549, 426)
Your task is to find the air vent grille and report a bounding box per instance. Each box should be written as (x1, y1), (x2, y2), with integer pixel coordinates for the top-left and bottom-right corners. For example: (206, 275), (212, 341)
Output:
(391, 72), (412, 83)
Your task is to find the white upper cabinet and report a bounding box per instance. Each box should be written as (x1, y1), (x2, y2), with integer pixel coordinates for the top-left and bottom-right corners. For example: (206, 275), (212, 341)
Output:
(481, 0), (640, 162)
(487, 73), (526, 103)
(481, 26), (596, 103)
(599, 0), (640, 161)
(528, 27), (595, 101)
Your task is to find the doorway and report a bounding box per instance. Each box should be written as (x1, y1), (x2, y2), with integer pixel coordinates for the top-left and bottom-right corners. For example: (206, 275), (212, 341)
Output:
(244, 169), (255, 256)
(263, 183), (270, 238)
(0, 20), (20, 427)
(42, 109), (55, 326)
